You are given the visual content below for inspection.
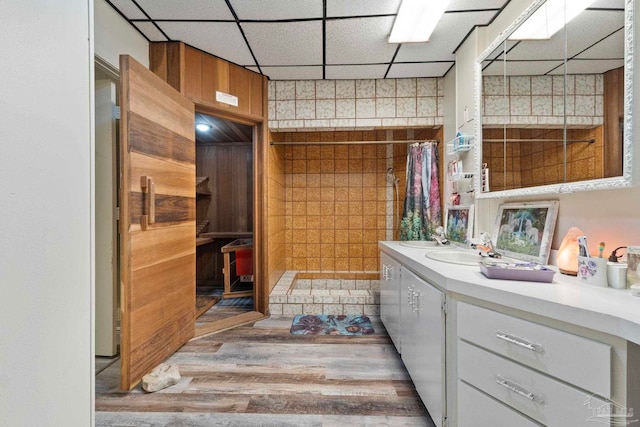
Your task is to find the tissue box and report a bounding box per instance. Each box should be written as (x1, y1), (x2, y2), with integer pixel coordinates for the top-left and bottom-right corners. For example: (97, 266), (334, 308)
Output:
(480, 261), (555, 283)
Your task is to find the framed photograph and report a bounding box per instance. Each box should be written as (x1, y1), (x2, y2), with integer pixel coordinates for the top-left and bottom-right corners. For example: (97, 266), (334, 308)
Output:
(445, 205), (474, 246)
(626, 246), (640, 288)
(492, 201), (559, 264)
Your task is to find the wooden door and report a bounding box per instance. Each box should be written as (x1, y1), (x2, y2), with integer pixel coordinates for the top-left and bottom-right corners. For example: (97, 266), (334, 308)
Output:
(119, 55), (196, 390)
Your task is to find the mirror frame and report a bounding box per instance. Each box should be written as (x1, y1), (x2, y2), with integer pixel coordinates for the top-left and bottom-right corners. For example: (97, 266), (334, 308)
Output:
(474, 0), (634, 198)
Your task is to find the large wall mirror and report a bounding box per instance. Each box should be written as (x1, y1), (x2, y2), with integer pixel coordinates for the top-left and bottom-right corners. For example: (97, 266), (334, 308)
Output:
(474, 0), (633, 197)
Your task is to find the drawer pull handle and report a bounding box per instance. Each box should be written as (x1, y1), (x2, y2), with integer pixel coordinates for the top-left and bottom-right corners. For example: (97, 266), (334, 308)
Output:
(496, 332), (544, 353)
(496, 376), (544, 404)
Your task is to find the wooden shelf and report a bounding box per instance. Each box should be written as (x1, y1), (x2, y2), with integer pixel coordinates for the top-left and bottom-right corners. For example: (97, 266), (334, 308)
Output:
(196, 220), (210, 237)
(196, 237), (214, 246)
(196, 176), (211, 196)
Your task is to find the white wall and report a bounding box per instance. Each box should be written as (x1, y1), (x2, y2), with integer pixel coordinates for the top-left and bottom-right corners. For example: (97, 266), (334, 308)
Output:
(95, 0), (149, 70)
(0, 1), (93, 426)
(459, 0), (640, 257)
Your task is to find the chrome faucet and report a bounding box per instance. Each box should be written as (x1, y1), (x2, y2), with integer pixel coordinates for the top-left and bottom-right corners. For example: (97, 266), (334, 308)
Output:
(433, 226), (450, 245)
(472, 232), (502, 258)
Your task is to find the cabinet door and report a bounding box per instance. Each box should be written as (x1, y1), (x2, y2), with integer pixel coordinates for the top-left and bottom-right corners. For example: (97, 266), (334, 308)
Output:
(401, 268), (445, 427)
(119, 55), (196, 390)
(380, 252), (402, 352)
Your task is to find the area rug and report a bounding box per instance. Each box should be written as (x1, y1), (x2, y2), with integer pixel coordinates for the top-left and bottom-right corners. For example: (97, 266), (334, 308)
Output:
(290, 314), (375, 336)
(216, 296), (254, 307)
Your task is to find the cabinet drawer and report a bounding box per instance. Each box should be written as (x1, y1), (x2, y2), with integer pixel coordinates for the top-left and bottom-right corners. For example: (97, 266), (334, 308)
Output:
(457, 302), (611, 398)
(458, 340), (611, 427)
(458, 380), (542, 427)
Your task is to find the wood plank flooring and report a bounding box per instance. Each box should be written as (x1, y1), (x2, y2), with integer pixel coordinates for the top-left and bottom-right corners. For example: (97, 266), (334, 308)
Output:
(95, 316), (434, 427)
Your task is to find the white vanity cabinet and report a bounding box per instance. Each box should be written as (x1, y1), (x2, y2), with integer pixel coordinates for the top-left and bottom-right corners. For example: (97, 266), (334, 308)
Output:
(379, 241), (640, 427)
(457, 302), (612, 427)
(380, 252), (402, 353)
(400, 267), (446, 427)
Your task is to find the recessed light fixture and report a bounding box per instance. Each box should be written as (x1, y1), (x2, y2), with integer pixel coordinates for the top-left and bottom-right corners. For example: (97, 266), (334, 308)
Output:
(509, 0), (596, 40)
(388, 0), (451, 43)
(195, 123), (212, 132)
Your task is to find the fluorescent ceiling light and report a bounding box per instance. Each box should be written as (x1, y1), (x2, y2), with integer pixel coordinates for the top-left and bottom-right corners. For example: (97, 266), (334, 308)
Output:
(509, 0), (597, 40)
(389, 0), (451, 43)
(195, 123), (212, 132)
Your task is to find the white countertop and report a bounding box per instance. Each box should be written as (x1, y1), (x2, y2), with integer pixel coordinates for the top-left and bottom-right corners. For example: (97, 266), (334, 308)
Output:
(380, 241), (640, 345)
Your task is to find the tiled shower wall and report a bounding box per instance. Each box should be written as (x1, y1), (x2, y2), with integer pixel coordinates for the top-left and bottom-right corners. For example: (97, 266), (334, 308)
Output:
(483, 74), (604, 127)
(267, 139), (287, 292)
(271, 128), (442, 274)
(268, 78), (444, 131)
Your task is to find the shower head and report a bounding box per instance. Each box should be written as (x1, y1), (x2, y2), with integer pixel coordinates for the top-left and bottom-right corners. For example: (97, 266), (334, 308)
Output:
(386, 168), (400, 185)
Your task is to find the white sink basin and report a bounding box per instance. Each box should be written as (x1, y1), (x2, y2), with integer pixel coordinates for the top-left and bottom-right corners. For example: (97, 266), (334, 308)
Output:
(399, 240), (445, 249)
(425, 250), (511, 266)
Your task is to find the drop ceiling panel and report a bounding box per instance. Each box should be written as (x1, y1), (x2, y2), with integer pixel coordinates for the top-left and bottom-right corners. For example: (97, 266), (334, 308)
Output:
(448, 0), (508, 10)
(591, 0), (625, 8)
(231, 0), (322, 20)
(574, 30), (624, 60)
(242, 21), (322, 66)
(255, 66), (323, 80)
(108, 0), (146, 19)
(566, 10), (624, 59)
(396, 11), (496, 63)
(133, 22), (168, 42)
(566, 59), (624, 75)
(326, 0), (401, 17)
(159, 22), (255, 66)
(136, 0), (234, 20)
(503, 61), (565, 76)
(326, 64), (388, 80)
(387, 62), (454, 79)
(326, 16), (397, 65)
(506, 40), (565, 62)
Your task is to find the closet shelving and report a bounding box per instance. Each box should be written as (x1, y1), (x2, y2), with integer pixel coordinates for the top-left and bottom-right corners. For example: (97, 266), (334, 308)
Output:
(196, 176), (212, 245)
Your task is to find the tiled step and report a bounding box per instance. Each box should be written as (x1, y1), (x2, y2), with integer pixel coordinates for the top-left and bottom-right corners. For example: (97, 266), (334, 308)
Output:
(269, 271), (380, 316)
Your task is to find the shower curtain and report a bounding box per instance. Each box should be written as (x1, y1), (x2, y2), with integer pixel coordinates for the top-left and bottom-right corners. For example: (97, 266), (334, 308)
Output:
(400, 142), (441, 241)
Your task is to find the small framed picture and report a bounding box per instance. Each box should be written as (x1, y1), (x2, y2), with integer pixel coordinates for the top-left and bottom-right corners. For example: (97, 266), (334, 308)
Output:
(627, 247), (640, 288)
(445, 205), (474, 246)
(492, 200), (559, 264)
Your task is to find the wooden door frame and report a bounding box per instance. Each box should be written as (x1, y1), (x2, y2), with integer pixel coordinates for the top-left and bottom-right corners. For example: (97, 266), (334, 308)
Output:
(194, 81), (269, 318)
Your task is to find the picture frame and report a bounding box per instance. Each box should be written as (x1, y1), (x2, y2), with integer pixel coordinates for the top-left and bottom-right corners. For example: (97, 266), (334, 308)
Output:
(445, 205), (474, 246)
(626, 246), (640, 288)
(492, 200), (559, 264)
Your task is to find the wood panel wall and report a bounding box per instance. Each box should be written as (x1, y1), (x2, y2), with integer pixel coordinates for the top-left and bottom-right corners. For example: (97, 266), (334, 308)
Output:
(150, 42), (264, 119)
(196, 143), (254, 232)
(603, 67), (624, 177)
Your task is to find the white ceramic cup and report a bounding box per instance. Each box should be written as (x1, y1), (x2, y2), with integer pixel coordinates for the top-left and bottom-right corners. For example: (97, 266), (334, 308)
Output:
(607, 263), (628, 289)
(577, 256), (608, 287)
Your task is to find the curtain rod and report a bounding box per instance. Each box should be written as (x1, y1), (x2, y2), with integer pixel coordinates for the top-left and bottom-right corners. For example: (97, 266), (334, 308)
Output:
(270, 139), (439, 146)
(483, 138), (595, 144)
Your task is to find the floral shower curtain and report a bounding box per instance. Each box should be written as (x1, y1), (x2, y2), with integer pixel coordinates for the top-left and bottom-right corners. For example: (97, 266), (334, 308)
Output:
(400, 142), (441, 241)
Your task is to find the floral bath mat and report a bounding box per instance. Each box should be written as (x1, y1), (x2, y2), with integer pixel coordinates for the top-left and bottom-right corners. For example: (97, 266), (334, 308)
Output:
(290, 314), (375, 336)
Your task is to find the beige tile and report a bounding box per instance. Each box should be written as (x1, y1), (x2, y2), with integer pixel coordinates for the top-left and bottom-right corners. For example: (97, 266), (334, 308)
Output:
(321, 229), (335, 243)
(307, 229), (321, 244)
(321, 159), (335, 173)
(343, 304), (364, 315)
(302, 304), (323, 314)
(307, 201), (321, 216)
(307, 258), (320, 270)
(283, 303), (303, 315)
(323, 304), (344, 315)
(320, 215), (335, 229)
(307, 174), (321, 188)
(321, 257), (335, 271)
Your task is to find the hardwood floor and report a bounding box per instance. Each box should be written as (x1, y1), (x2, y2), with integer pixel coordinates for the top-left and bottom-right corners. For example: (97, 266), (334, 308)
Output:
(95, 316), (434, 426)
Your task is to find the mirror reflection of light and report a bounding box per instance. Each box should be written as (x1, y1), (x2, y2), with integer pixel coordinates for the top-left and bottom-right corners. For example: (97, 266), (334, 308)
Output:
(195, 123), (212, 132)
(509, 0), (597, 40)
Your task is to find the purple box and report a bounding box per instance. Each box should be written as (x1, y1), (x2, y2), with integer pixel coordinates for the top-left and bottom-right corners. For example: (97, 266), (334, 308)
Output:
(480, 261), (556, 283)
